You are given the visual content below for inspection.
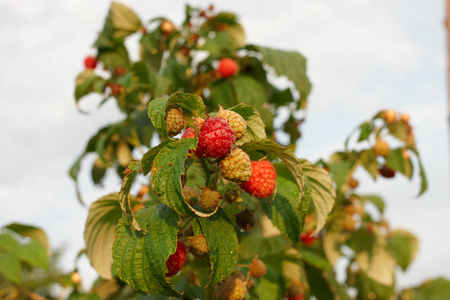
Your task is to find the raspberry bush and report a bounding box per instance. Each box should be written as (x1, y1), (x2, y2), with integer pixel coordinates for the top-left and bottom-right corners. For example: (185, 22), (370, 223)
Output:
(42, 2), (449, 300)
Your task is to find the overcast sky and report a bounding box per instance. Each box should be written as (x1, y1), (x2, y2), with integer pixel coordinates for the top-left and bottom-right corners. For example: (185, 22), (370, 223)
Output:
(0, 0), (448, 291)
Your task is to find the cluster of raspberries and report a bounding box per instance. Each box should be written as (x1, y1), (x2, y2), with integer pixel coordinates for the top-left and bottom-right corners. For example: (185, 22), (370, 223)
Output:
(166, 106), (277, 201)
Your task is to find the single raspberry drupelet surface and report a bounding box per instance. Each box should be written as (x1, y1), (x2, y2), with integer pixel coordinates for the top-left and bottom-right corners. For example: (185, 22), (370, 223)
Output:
(217, 106), (247, 140)
(198, 117), (236, 158)
(220, 148), (252, 183)
(165, 241), (187, 277)
(239, 160), (277, 198)
(84, 56), (97, 69)
(218, 58), (238, 78)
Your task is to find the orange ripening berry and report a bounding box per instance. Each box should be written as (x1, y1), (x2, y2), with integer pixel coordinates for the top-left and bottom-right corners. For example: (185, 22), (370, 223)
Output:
(218, 58), (238, 78)
(239, 160), (277, 198)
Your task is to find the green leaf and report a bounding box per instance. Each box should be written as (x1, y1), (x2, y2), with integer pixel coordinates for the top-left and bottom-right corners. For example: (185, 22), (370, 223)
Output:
(228, 104), (266, 146)
(299, 178), (312, 232)
(0, 252), (22, 284)
(412, 148), (428, 196)
(254, 268), (285, 300)
(140, 31), (163, 72)
(15, 240), (48, 269)
(386, 147), (412, 177)
(113, 205), (180, 296)
(323, 231), (349, 267)
(358, 122), (373, 142)
(300, 159), (336, 232)
(328, 161), (353, 190)
(75, 70), (105, 104)
(232, 76), (267, 108)
(388, 121), (409, 141)
(84, 193), (125, 279)
(148, 97), (169, 138)
(240, 139), (305, 207)
(199, 31), (239, 56)
(118, 160), (142, 231)
(305, 264), (334, 300)
(141, 140), (171, 175)
(148, 92), (206, 139)
(387, 229), (418, 271)
(208, 80), (235, 108)
(355, 238), (396, 286)
(357, 194), (385, 214)
(269, 88), (295, 107)
(167, 92), (206, 118)
(254, 45), (312, 106)
(0, 233), (18, 251)
(198, 209), (239, 286)
(107, 2), (142, 40)
(298, 249), (331, 270)
(359, 149), (379, 179)
(98, 44), (130, 68)
(326, 270), (352, 300)
(407, 278), (450, 300)
(5, 223), (50, 253)
(151, 139), (200, 216)
(356, 272), (395, 300)
(260, 193), (300, 243)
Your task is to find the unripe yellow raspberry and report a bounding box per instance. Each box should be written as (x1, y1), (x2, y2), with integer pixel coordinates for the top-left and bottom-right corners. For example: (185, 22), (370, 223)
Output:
(249, 256), (267, 278)
(199, 187), (221, 211)
(165, 108), (186, 137)
(373, 139), (390, 157)
(220, 148), (252, 183)
(220, 274), (247, 300)
(217, 105), (247, 140)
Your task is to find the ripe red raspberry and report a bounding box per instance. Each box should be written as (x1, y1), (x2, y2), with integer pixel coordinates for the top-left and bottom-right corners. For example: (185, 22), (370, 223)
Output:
(235, 209), (256, 231)
(197, 117), (236, 158)
(379, 165), (396, 178)
(239, 160), (277, 198)
(217, 106), (247, 140)
(199, 187), (221, 212)
(187, 234), (209, 258)
(300, 230), (316, 246)
(220, 148), (252, 183)
(84, 56), (97, 69)
(220, 274), (247, 300)
(181, 127), (203, 157)
(165, 241), (187, 277)
(218, 58), (238, 78)
(165, 108), (186, 137)
(249, 256), (266, 278)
